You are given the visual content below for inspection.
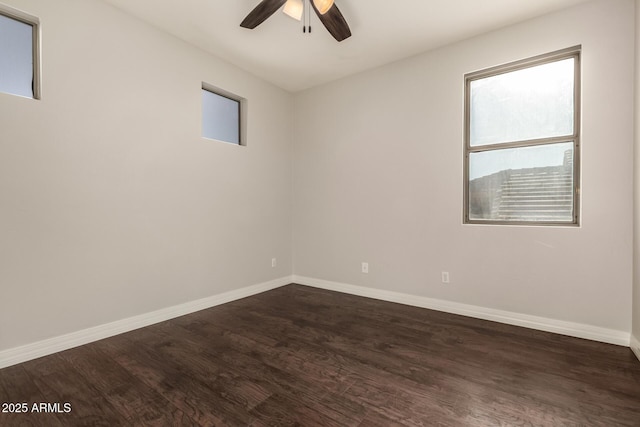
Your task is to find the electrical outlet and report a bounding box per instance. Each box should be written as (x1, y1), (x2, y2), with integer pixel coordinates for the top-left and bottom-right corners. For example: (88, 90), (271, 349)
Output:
(362, 262), (369, 274)
(271, 258), (277, 268)
(441, 271), (450, 283)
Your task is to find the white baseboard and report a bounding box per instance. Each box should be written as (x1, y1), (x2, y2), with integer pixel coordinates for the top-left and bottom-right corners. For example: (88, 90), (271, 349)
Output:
(632, 335), (640, 362)
(293, 275), (630, 347)
(3, 275), (632, 370)
(0, 276), (292, 370)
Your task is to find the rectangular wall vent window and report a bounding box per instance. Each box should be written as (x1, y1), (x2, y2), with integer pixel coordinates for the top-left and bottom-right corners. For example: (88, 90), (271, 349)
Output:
(0, 7), (39, 99)
(464, 47), (581, 226)
(202, 84), (244, 145)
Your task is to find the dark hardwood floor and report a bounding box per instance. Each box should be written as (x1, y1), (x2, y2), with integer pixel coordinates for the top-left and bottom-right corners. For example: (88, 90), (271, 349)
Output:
(1, 284), (639, 426)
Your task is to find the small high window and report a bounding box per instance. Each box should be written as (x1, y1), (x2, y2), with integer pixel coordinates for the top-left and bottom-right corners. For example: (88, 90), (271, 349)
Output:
(0, 5), (39, 99)
(464, 47), (581, 226)
(202, 84), (245, 145)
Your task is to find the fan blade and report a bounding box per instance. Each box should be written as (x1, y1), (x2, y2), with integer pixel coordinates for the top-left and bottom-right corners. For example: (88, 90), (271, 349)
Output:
(240, 0), (288, 29)
(310, 2), (351, 42)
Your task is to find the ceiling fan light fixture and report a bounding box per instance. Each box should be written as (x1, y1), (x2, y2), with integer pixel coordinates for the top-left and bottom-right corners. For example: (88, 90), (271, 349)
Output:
(312, 0), (334, 15)
(283, 0), (303, 21)
(240, 0), (351, 42)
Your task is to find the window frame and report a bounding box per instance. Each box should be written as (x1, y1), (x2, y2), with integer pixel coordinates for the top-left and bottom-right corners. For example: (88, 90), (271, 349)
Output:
(0, 3), (40, 100)
(201, 82), (246, 146)
(463, 46), (581, 226)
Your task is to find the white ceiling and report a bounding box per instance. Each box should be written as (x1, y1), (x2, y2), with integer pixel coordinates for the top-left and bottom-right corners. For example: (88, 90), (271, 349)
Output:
(101, 0), (591, 92)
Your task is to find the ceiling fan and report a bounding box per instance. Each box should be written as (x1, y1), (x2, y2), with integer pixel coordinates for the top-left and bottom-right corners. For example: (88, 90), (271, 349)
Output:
(240, 0), (352, 42)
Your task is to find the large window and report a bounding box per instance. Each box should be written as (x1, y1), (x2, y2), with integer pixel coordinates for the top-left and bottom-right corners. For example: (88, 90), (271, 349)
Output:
(464, 47), (580, 226)
(0, 5), (39, 99)
(202, 83), (245, 145)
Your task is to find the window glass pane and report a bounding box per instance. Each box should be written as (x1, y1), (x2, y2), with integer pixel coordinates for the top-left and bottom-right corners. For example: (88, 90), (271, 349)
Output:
(0, 13), (33, 98)
(470, 58), (574, 147)
(202, 89), (240, 144)
(468, 143), (574, 222)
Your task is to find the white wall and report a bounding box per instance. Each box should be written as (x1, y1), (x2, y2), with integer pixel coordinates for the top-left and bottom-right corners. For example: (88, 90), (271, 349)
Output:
(2, 0), (635, 357)
(293, 0), (635, 334)
(633, 0), (640, 357)
(0, 0), (293, 352)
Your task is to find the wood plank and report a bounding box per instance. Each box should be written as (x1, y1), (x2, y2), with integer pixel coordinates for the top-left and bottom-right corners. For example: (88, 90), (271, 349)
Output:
(157, 319), (366, 426)
(21, 355), (129, 426)
(0, 365), (65, 427)
(57, 345), (194, 426)
(94, 333), (256, 426)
